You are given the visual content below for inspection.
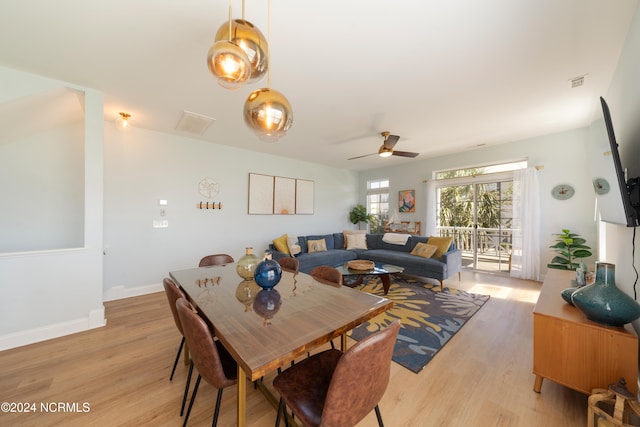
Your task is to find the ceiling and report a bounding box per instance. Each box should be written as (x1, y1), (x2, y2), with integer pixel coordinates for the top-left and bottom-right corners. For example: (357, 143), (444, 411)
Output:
(1, 0), (637, 171)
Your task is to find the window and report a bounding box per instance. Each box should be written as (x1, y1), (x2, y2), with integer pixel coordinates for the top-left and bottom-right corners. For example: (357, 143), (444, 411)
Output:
(366, 179), (389, 233)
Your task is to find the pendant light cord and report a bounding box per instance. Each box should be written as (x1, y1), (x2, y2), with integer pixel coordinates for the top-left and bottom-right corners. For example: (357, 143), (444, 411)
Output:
(227, 0), (232, 41)
(267, 0), (271, 88)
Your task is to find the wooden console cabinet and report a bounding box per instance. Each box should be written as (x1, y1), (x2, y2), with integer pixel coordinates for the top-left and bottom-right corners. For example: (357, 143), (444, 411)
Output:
(533, 269), (638, 395)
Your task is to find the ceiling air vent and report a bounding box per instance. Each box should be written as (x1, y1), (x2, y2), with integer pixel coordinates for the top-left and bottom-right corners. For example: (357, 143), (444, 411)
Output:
(175, 111), (216, 136)
(569, 75), (586, 88)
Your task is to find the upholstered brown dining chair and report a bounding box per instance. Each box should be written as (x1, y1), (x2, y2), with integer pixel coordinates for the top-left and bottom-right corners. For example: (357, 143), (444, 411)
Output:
(198, 253), (234, 267)
(176, 297), (238, 427)
(273, 320), (401, 427)
(277, 257), (299, 274)
(162, 277), (193, 416)
(310, 265), (343, 287)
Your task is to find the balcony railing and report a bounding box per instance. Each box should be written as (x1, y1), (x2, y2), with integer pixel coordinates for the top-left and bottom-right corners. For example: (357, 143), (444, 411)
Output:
(438, 226), (513, 272)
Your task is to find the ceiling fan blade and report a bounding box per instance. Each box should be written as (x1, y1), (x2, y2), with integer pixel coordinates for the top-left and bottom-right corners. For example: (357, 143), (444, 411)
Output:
(383, 134), (400, 149)
(348, 153), (377, 160)
(392, 150), (419, 158)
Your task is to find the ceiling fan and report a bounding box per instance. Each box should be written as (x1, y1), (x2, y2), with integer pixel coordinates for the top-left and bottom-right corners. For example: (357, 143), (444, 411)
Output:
(348, 132), (419, 160)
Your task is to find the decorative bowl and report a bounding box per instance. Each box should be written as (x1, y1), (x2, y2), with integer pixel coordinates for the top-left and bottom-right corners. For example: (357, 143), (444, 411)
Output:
(347, 260), (375, 271)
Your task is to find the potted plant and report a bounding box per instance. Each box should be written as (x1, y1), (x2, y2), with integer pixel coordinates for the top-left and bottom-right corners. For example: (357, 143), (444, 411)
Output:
(349, 204), (372, 230)
(547, 229), (592, 270)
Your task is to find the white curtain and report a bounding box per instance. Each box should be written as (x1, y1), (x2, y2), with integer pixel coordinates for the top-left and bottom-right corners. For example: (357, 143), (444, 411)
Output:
(425, 180), (437, 237)
(510, 167), (541, 281)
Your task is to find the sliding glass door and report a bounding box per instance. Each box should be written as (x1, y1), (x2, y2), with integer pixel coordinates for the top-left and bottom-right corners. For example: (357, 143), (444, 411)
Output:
(436, 178), (513, 273)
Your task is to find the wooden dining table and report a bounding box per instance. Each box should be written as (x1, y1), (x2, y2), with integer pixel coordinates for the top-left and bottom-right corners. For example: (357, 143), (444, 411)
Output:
(169, 263), (393, 427)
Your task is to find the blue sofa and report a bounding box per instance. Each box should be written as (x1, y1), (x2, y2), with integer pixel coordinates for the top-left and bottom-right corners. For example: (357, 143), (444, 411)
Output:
(270, 232), (462, 288)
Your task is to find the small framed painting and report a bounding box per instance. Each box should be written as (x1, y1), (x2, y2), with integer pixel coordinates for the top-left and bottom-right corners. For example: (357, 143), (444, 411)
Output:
(399, 189), (415, 212)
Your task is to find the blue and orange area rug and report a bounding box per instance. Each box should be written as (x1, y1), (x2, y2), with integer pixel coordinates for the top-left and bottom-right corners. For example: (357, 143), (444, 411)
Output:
(350, 276), (490, 373)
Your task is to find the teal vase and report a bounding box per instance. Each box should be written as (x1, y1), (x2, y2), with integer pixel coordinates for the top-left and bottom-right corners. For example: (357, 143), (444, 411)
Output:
(571, 262), (640, 327)
(560, 287), (578, 305)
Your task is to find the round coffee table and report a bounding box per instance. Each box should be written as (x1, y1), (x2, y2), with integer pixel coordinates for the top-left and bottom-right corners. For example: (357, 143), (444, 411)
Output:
(334, 261), (404, 294)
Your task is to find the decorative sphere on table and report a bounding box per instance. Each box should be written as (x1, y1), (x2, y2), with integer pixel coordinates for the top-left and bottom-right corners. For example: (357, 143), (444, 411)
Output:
(253, 258), (282, 290)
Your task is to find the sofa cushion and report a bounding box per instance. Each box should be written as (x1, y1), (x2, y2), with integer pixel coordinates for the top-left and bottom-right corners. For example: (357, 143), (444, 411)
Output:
(301, 234), (334, 253)
(308, 238), (328, 253)
(346, 233), (367, 250)
(297, 249), (358, 274)
(411, 242), (438, 258)
(287, 236), (302, 256)
(332, 233), (345, 249)
(273, 234), (290, 254)
(427, 236), (453, 258)
(343, 229), (366, 248)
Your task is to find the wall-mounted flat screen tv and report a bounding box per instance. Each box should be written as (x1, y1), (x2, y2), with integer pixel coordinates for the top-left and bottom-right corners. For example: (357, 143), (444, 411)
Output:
(589, 97), (639, 227)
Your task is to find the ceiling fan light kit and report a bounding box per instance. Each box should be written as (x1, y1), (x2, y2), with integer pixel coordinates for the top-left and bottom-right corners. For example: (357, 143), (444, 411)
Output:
(349, 131), (419, 160)
(378, 146), (393, 157)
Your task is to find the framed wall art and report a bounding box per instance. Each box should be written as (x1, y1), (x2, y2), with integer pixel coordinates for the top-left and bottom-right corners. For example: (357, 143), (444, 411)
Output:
(274, 176), (296, 214)
(248, 173), (274, 214)
(399, 189), (415, 212)
(295, 179), (314, 214)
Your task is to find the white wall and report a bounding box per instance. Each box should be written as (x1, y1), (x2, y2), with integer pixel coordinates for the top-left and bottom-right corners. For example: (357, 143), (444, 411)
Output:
(103, 124), (359, 300)
(598, 5), (640, 330)
(0, 123), (84, 252)
(0, 67), (105, 350)
(359, 126), (598, 277)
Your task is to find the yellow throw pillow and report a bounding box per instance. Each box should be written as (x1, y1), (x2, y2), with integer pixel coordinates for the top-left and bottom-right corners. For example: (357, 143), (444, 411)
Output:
(343, 229), (366, 248)
(346, 233), (368, 250)
(307, 239), (327, 253)
(273, 234), (290, 254)
(426, 236), (453, 258)
(411, 242), (438, 258)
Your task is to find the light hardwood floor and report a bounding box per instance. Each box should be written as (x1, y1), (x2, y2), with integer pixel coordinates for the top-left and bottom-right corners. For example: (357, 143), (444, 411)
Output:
(0, 271), (588, 426)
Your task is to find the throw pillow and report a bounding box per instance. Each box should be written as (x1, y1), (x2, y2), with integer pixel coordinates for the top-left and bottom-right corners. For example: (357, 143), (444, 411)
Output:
(307, 239), (327, 253)
(410, 242), (438, 258)
(346, 233), (367, 250)
(426, 236), (453, 258)
(273, 234), (290, 254)
(287, 235), (301, 256)
(343, 229), (366, 248)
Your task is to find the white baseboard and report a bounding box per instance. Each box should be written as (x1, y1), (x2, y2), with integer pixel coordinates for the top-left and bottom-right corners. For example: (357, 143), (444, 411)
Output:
(103, 282), (163, 301)
(0, 307), (106, 352)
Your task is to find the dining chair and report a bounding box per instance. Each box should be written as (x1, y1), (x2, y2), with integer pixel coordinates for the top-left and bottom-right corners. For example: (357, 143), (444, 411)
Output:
(176, 297), (238, 427)
(198, 254), (234, 267)
(163, 278), (195, 417)
(277, 257), (299, 274)
(310, 265), (343, 287)
(273, 320), (400, 427)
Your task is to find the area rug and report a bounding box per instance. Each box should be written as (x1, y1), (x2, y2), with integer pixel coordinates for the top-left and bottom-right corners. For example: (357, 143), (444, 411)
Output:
(349, 276), (490, 373)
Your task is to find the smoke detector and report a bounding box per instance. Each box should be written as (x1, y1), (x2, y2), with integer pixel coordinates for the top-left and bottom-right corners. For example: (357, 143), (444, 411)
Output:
(569, 75), (587, 88)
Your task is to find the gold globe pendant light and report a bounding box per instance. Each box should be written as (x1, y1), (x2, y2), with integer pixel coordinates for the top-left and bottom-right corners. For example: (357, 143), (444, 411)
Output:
(207, 1), (251, 90)
(243, 0), (293, 141)
(213, 18), (267, 84)
(244, 88), (293, 142)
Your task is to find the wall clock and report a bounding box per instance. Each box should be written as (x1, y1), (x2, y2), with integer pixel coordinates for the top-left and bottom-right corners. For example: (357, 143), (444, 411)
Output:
(198, 178), (220, 199)
(593, 177), (610, 195)
(551, 184), (575, 200)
